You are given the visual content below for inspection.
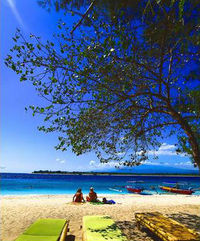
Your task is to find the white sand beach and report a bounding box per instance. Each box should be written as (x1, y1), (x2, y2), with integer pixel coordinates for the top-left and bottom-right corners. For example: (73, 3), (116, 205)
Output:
(1, 194), (200, 241)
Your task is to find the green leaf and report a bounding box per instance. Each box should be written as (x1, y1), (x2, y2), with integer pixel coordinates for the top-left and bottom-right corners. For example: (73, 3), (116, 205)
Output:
(44, 89), (48, 95)
(51, 77), (57, 83)
(37, 44), (41, 50)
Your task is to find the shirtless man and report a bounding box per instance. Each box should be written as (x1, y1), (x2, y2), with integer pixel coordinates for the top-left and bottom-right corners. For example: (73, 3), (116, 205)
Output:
(86, 187), (98, 202)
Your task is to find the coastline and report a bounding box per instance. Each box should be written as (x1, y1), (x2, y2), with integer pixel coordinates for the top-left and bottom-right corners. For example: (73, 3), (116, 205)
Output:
(1, 171), (200, 177)
(1, 194), (200, 241)
(1, 193), (200, 197)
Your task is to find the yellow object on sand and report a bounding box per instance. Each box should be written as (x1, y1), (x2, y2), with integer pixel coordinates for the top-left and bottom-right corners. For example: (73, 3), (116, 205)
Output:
(82, 215), (128, 241)
(135, 212), (200, 241)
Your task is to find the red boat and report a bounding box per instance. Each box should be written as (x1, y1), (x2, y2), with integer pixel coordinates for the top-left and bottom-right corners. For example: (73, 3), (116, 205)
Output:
(160, 186), (194, 195)
(126, 186), (143, 193)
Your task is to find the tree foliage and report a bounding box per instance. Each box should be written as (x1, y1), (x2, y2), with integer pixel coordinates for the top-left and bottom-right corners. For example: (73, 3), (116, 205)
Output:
(5, 0), (200, 168)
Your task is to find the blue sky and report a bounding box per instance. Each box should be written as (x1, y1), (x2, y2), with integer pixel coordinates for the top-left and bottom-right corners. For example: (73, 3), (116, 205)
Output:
(1, 0), (198, 173)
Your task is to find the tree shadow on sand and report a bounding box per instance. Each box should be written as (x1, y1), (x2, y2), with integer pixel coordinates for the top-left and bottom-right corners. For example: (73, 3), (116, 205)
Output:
(88, 222), (127, 240)
(66, 235), (75, 241)
(116, 220), (163, 241)
(166, 213), (200, 233)
(116, 213), (200, 241)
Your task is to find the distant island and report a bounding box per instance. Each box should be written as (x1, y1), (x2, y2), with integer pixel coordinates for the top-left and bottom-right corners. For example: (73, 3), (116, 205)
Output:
(32, 170), (199, 176)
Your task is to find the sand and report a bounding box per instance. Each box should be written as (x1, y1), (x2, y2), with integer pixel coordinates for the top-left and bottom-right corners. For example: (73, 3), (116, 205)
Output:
(1, 194), (200, 241)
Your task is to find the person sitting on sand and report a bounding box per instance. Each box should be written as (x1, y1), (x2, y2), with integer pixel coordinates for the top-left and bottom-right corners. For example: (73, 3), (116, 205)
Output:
(102, 197), (116, 204)
(86, 187), (98, 202)
(73, 188), (85, 203)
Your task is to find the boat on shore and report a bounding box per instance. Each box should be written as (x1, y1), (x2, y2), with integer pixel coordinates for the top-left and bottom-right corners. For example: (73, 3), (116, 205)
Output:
(108, 188), (123, 192)
(160, 186), (194, 195)
(126, 186), (143, 193)
(139, 190), (153, 195)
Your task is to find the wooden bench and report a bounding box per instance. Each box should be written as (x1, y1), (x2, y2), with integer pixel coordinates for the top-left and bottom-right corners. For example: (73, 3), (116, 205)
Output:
(135, 212), (200, 241)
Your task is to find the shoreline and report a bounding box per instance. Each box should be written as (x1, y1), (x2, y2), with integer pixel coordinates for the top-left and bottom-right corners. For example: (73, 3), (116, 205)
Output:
(1, 172), (199, 177)
(1, 193), (200, 197)
(1, 194), (200, 241)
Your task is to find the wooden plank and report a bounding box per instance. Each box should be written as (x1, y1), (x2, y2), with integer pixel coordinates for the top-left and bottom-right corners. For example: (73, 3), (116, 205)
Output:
(59, 221), (69, 241)
(135, 213), (200, 241)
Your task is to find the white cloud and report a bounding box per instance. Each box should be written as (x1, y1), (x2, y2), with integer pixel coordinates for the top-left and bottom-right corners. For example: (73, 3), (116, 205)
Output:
(174, 161), (193, 167)
(144, 161), (160, 165)
(115, 152), (125, 156)
(88, 143), (191, 170)
(0, 165), (6, 169)
(56, 158), (66, 164)
(89, 160), (120, 169)
(148, 143), (186, 157)
(159, 143), (175, 150)
(6, 0), (26, 29)
(163, 162), (169, 165)
(89, 160), (96, 166)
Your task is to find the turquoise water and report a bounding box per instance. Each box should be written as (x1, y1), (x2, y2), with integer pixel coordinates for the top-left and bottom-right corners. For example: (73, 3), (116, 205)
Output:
(0, 173), (200, 195)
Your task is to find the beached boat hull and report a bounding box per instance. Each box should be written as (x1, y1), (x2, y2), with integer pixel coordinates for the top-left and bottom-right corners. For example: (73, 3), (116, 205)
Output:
(160, 186), (193, 195)
(126, 186), (143, 193)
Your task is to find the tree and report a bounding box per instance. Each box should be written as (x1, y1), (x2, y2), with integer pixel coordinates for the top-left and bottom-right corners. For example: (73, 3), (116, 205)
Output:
(37, 0), (191, 35)
(5, 0), (200, 169)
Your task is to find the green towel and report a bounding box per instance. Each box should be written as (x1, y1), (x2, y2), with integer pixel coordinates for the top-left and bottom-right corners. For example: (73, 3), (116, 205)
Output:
(89, 202), (104, 205)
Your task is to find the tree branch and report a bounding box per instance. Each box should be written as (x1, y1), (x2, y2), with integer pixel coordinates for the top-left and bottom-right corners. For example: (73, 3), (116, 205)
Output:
(158, 19), (168, 94)
(166, 48), (173, 101)
(70, 1), (95, 35)
(116, 56), (161, 80)
(140, 121), (179, 134)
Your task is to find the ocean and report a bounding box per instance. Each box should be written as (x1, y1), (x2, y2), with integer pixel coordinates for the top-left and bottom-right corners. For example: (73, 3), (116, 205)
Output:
(0, 172), (200, 195)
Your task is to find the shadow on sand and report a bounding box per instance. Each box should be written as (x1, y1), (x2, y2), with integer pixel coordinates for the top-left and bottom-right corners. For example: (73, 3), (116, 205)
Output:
(116, 213), (200, 241)
(64, 213), (200, 241)
(66, 235), (75, 241)
(116, 220), (163, 241)
(166, 213), (200, 232)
